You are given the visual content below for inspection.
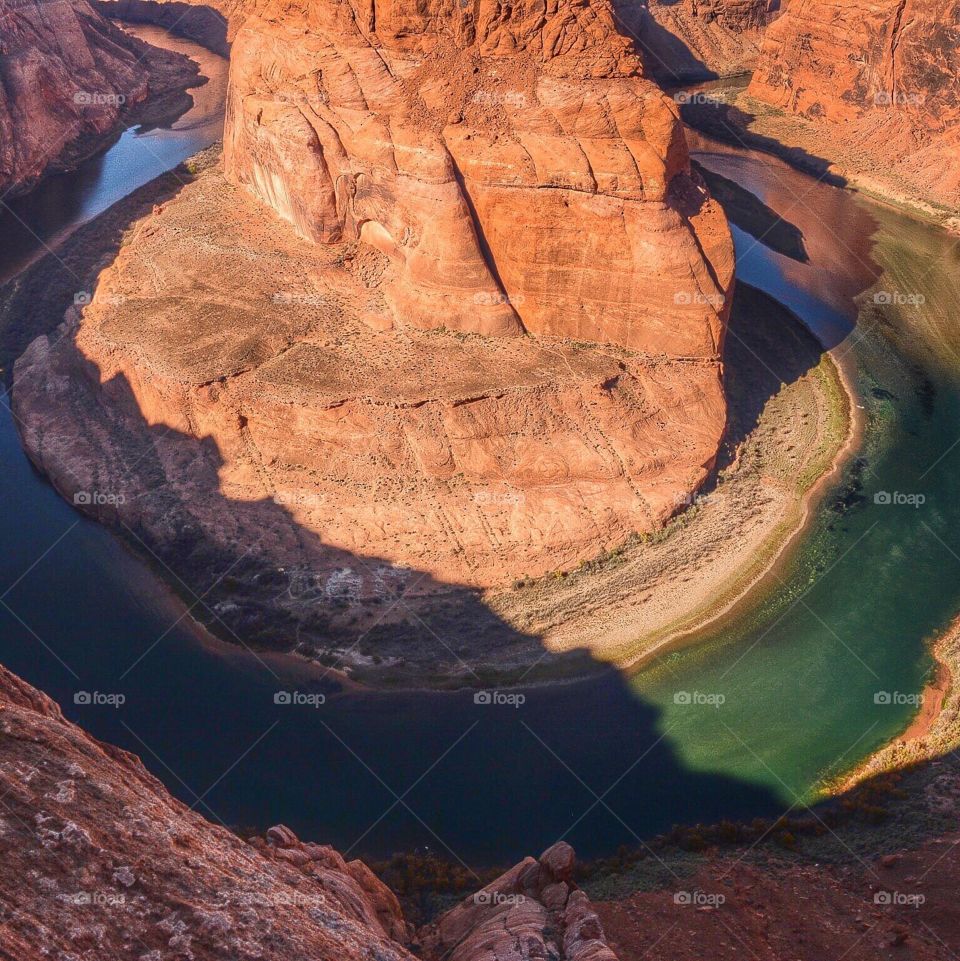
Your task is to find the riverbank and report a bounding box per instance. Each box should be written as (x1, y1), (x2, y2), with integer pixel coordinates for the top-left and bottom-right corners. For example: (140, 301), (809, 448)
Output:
(490, 284), (856, 674)
(677, 77), (960, 233)
(833, 617), (960, 793)
(2, 142), (855, 688)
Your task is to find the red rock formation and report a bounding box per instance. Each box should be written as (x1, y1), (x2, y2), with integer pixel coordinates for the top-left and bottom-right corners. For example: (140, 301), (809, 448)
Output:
(0, 0), (199, 196)
(748, 0), (960, 212)
(0, 657), (620, 958)
(13, 0), (734, 663)
(223, 0), (734, 347)
(422, 841), (619, 961)
(0, 661), (414, 959)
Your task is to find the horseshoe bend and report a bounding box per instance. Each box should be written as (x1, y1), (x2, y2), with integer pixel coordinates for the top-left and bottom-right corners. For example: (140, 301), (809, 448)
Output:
(5, 0), (960, 959)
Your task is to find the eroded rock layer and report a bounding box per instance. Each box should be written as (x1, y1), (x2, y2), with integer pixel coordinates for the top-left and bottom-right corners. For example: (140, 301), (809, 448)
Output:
(13, 0), (734, 661)
(0, 0), (198, 195)
(748, 0), (960, 212)
(223, 0), (734, 347)
(0, 660), (619, 959)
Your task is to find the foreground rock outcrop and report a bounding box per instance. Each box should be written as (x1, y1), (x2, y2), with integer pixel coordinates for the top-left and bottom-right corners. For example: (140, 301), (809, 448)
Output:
(0, 658), (619, 958)
(13, 0), (734, 666)
(0, 0), (201, 196)
(747, 0), (960, 214)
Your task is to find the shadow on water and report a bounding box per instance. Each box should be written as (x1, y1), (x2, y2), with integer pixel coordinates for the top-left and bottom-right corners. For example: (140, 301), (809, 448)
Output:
(609, 0), (717, 83)
(0, 157), (797, 870)
(0, 371), (787, 865)
(693, 159), (809, 263)
(1, 20), (957, 874)
(680, 95), (849, 188)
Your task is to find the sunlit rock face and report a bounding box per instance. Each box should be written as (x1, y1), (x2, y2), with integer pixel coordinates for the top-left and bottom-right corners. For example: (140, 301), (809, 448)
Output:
(748, 0), (960, 211)
(223, 0), (734, 348)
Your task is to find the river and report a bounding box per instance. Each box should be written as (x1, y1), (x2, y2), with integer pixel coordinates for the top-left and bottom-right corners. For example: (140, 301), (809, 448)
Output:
(1, 27), (958, 868)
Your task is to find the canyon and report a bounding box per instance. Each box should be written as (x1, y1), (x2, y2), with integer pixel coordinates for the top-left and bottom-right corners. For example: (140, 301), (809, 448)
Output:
(622, 0), (778, 82)
(2, 2), (960, 959)
(0, 0), (202, 196)
(745, 0), (960, 216)
(0, 661), (619, 960)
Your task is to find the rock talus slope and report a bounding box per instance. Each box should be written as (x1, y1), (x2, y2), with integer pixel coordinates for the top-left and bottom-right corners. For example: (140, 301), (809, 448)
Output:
(0, 659), (619, 959)
(748, 0), (960, 212)
(13, 0), (735, 662)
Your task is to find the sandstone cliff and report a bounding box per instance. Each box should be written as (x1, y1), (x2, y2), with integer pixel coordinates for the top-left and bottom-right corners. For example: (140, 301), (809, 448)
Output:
(13, 0), (734, 667)
(748, 0), (960, 213)
(0, 0), (200, 196)
(0, 658), (618, 959)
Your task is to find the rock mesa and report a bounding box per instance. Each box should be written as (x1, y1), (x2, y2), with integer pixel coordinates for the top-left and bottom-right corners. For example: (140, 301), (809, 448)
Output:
(14, 0), (734, 661)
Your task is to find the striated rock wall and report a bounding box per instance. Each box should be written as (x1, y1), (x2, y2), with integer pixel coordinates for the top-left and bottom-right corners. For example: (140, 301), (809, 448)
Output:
(0, 0), (198, 196)
(0, 657), (619, 959)
(222, 0), (734, 348)
(748, 0), (960, 211)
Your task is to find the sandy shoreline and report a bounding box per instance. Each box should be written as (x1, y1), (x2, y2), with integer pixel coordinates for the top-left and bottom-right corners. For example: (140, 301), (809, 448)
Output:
(489, 283), (858, 674)
(834, 618), (960, 793)
(624, 346), (862, 670)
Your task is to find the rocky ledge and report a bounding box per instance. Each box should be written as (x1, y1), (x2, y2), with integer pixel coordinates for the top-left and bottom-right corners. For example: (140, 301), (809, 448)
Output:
(0, 658), (617, 958)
